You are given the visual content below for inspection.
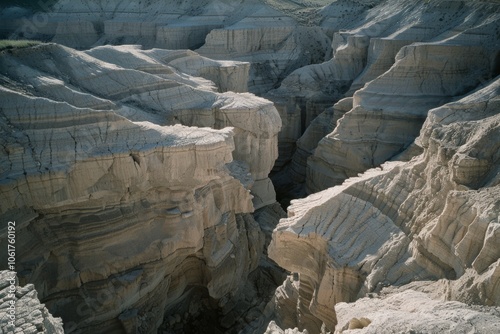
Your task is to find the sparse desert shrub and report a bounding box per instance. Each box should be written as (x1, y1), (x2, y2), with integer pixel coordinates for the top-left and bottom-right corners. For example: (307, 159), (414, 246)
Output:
(0, 39), (41, 51)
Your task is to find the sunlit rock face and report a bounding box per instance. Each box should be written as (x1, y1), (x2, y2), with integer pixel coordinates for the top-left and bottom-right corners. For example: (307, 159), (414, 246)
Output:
(269, 0), (500, 199)
(0, 43), (281, 332)
(269, 78), (500, 333)
(1, 0), (499, 333)
(197, 14), (331, 95)
(334, 288), (500, 334)
(3, 0), (333, 96)
(0, 271), (64, 334)
(0, 43), (281, 209)
(307, 43), (494, 194)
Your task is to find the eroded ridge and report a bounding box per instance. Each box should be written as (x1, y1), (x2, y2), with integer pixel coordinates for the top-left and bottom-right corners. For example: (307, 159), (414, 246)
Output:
(269, 77), (500, 333)
(0, 42), (281, 332)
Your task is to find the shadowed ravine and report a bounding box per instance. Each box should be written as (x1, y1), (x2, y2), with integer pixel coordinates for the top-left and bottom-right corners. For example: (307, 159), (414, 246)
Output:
(0, 1), (499, 333)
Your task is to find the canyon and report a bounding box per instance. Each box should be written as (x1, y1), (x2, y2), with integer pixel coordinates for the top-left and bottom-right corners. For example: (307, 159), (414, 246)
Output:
(0, 0), (499, 333)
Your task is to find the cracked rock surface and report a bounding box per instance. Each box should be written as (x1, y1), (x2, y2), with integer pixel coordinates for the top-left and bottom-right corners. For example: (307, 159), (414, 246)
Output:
(0, 43), (281, 333)
(0, 271), (64, 334)
(269, 73), (500, 334)
(1, 1), (499, 333)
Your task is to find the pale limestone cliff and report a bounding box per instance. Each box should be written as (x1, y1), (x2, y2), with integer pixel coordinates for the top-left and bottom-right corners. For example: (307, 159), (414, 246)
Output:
(0, 43), (281, 333)
(1, 1), (499, 333)
(307, 42), (495, 193)
(267, 2), (500, 328)
(265, 320), (307, 334)
(2, 0), (332, 96)
(269, 77), (500, 333)
(265, 33), (366, 170)
(0, 271), (64, 334)
(272, 98), (352, 205)
(85, 46), (250, 93)
(0, 43), (281, 209)
(270, 0), (500, 198)
(196, 10), (331, 94)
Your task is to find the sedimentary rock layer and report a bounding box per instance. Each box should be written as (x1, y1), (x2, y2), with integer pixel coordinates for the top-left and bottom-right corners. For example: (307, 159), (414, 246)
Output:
(2, 0), (333, 95)
(269, 77), (500, 333)
(85, 46), (250, 93)
(0, 43), (280, 332)
(1, 1), (499, 333)
(0, 43), (281, 209)
(269, 0), (500, 197)
(307, 42), (495, 193)
(271, 97), (352, 204)
(197, 15), (331, 94)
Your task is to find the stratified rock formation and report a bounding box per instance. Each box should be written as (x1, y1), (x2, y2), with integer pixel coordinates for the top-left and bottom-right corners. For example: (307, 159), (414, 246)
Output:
(269, 76), (500, 333)
(196, 8), (331, 94)
(0, 271), (64, 334)
(0, 43), (281, 333)
(2, 0), (333, 95)
(269, 0), (500, 331)
(307, 42), (494, 193)
(1, 0), (499, 333)
(269, 0), (500, 197)
(272, 97), (352, 205)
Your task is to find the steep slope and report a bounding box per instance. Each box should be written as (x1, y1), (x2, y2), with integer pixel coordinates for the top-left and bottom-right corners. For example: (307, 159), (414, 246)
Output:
(269, 0), (500, 197)
(307, 42), (495, 193)
(1, 1), (499, 333)
(269, 77), (500, 333)
(0, 43), (281, 333)
(0, 43), (281, 209)
(2, 0), (333, 95)
(268, 1), (500, 332)
(196, 6), (331, 94)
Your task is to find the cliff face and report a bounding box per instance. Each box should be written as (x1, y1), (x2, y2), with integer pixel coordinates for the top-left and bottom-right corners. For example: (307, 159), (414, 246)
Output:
(307, 43), (494, 193)
(2, 0), (333, 95)
(1, 1), (499, 333)
(269, 0), (500, 198)
(269, 77), (500, 333)
(0, 43), (281, 333)
(334, 288), (500, 334)
(264, 2), (500, 332)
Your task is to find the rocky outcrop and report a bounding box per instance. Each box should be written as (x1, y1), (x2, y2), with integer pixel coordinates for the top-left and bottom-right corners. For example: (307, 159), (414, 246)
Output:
(0, 43), (280, 209)
(307, 42), (495, 193)
(270, 0), (500, 197)
(265, 320), (307, 334)
(335, 288), (500, 334)
(0, 271), (64, 334)
(268, 2), (500, 329)
(269, 76), (500, 332)
(6, 0), (227, 49)
(265, 32), (366, 170)
(197, 22), (331, 96)
(197, 12), (331, 94)
(0, 43), (281, 333)
(1, 1), (500, 333)
(2, 0), (333, 95)
(85, 45), (250, 93)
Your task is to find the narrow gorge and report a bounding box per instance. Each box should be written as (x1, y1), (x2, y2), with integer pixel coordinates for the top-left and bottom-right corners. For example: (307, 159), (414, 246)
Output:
(0, 1), (499, 333)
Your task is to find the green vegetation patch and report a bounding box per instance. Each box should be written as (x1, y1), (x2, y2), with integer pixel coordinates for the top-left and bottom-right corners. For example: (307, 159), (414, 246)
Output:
(0, 39), (41, 51)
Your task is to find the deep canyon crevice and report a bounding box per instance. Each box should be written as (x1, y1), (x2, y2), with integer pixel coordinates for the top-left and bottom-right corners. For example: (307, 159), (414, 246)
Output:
(0, 1), (499, 334)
